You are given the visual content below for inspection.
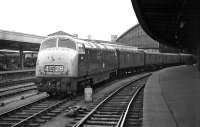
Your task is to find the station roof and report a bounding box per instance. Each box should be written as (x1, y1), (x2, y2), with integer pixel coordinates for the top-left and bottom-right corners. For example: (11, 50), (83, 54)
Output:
(116, 24), (140, 41)
(131, 0), (200, 53)
(0, 30), (45, 51)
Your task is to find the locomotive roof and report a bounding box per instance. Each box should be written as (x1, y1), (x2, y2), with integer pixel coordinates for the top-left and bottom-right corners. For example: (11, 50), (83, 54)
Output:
(45, 35), (142, 52)
(44, 35), (115, 50)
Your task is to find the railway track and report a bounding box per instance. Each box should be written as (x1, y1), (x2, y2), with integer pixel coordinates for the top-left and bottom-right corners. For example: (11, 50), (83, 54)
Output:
(0, 69), (35, 88)
(0, 96), (69, 127)
(0, 76), (36, 88)
(0, 73), (150, 127)
(0, 82), (37, 98)
(119, 88), (144, 127)
(72, 75), (149, 127)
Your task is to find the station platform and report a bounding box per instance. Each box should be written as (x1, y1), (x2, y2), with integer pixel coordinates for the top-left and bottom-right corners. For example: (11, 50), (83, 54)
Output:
(143, 65), (200, 127)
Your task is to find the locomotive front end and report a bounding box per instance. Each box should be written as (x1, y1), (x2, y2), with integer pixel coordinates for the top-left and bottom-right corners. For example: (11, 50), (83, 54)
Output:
(36, 36), (79, 96)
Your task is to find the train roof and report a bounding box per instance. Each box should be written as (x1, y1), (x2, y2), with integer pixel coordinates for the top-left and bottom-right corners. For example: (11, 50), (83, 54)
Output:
(179, 53), (193, 56)
(44, 35), (115, 50)
(100, 42), (144, 53)
(149, 52), (182, 56)
(45, 35), (141, 52)
(145, 52), (194, 56)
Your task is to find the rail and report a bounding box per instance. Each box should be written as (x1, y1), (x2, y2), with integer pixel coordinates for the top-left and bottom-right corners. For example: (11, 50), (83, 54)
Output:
(119, 85), (145, 127)
(73, 74), (150, 127)
(12, 98), (67, 127)
(0, 93), (48, 116)
(0, 68), (35, 75)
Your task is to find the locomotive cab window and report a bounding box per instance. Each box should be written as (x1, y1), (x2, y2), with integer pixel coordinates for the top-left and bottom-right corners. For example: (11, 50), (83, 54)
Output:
(77, 43), (85, 54)
(58, 38), (76, 50)
(40, 38), (57, 50)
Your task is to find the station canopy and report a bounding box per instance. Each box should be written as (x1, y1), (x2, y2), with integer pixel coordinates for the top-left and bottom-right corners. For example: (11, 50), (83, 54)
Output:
(131, 0), (200, 53)
(0, 30), (45, 51)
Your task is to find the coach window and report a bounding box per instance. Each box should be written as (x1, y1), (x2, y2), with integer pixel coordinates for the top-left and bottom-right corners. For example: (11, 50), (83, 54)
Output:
(58, 38), (76, 50)
(40, 38), (57, 50)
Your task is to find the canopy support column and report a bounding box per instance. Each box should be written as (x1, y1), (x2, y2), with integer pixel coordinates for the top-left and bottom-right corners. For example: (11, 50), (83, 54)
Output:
(19, 46), (24, 69)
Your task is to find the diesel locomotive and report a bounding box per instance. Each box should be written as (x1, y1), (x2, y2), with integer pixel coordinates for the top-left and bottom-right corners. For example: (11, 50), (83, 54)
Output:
(35, 35), (194, 96)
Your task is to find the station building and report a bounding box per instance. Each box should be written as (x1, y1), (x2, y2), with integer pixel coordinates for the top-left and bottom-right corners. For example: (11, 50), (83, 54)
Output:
(117, 24), (181, 53)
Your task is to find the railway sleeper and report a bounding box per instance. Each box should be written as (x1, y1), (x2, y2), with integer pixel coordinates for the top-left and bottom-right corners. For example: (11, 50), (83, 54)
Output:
(1, 117), (22, 122)
(132, 103), (143, 107)
(104, 101), (129, 104)
(74, 117), (82, 121)
(86, 120), (118, 126)
(100, 103), (127, 106)
(111, 96), (131, 99)
(93, 114), (121, 118)
(108, 99), (130, 102)
(46, 112), (57, 116)
(15, 112), (34, 116)
(126, 115), (139, 119)
(98, 108), (125, 112)
(30, 105), (50, 108)
(127, 112), (140, 115)
(98, 105), (125, 109)
(130, 109), (142, 114)
(123, 121), (139, 127)
(70, 120), (80, 125)
(98, 107), (126, 110)
(0, 122), (16, 126)
(28, 107), (48, 110)
(20, 110), (42, 113)
(125, 118), (141, 123)
(50, 109), (62, 114)
(40, 115), (52, 120)
(90, 117), (120, 121)
(8, 115), (28, 118)
(82, 125), (114, 127)
(95, 111), (121, 115)
(24, 122), (40, 127)
(34, 118), (47, 123)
